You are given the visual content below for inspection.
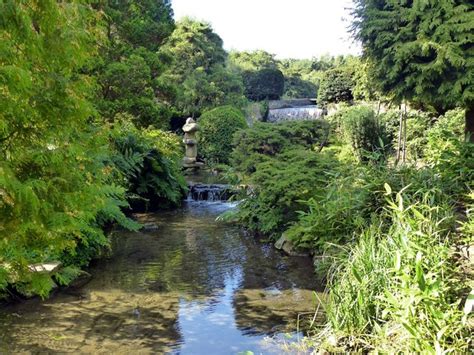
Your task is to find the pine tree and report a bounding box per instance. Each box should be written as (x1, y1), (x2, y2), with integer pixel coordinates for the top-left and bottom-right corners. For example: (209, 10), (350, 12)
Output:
(352, 0), (474, 140)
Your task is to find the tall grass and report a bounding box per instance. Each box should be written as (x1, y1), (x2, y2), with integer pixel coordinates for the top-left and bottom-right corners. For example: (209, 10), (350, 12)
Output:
(320, 188), (471, 353)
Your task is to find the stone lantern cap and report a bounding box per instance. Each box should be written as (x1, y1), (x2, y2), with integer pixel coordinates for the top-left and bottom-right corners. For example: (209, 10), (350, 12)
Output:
(183, 117), (198, 133)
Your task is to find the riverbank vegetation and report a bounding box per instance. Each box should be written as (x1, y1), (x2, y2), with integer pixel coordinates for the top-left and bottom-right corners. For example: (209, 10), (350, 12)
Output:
(225, 0), (473, 351)
(1, 0), (472, 353)
(0, 1), (187, 299)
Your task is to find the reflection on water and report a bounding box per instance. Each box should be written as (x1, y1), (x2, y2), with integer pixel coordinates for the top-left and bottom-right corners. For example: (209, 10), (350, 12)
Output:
(0, 201), (323, 354)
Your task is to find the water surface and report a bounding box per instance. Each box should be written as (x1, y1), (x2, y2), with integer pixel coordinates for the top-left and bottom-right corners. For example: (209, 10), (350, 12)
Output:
(0, 201), (322, 354)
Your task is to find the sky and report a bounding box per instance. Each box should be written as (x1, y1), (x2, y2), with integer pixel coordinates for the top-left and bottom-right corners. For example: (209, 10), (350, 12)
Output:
(172, 0), (361, 59)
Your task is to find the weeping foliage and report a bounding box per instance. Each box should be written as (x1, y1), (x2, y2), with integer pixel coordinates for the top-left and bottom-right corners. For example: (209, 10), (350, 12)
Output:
(0, 1), (138, 299)
(351, 0), (474, 118)
(109, 120), (187, 210)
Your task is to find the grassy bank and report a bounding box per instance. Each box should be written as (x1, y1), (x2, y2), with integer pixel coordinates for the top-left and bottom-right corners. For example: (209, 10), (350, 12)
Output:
(229, 106), (473, 352)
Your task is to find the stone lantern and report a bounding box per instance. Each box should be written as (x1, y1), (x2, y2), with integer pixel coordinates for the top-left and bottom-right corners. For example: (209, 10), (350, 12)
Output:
(182, 117), (203, 169)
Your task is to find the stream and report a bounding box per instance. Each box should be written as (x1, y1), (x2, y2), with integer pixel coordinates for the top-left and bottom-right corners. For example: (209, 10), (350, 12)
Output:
(0, 197), (323, 354)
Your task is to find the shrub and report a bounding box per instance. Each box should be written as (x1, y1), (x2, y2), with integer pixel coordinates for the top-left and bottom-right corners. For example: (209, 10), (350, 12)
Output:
(283, 75), (318, 99)
(321, 189), (470, 353)
(244, 101), (269, 124)
(338, 106), (390, 161)
(317, 68), (354, 107)
(425, 109), (474, 200)
(242, 68), (285, 101)
(379, 108), (434, 162)
(198, 105), (248, 164)
(285, 164), (382, 250)
(231, 120), (330, 175)
(235, 149), (336, 237)
(109, 119), (187, 210)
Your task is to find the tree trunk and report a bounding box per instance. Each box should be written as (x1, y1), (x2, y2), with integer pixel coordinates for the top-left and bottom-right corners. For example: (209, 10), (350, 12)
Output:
(396, 104), (403, 165)
(466, 105), (474, 143)
(402, 103), (407, 163)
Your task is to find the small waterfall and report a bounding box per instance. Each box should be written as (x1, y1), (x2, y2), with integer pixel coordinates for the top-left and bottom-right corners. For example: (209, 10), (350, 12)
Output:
(267, 106), (323, 123)
(187, 184), (234, 202)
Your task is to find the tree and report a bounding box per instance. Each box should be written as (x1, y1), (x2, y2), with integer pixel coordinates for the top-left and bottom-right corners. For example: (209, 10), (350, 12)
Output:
(279, 59), (320, 98)
(352, 0), (474, 140)
(242, 68), (285, 101)
(0, 0), (135, 298)
(159, 18), (245, 117)
(103, 0), (174, 52)
(317, 68), (354, 107)
(229, 50), (285, 101)
(95, 0), (175, 128)
(228, 50), (279, 71)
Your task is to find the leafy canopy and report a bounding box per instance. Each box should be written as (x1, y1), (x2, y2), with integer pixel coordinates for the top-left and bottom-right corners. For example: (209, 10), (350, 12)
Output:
(0, 0), (137, 298)
(351, 0), (474, 111)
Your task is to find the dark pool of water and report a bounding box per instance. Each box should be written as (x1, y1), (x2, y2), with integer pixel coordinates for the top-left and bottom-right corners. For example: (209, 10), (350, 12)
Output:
(0, 201), (322, 354)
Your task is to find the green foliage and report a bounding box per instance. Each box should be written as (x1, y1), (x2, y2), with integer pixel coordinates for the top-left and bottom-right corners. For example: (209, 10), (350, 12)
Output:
(243, 101), (269, 124)
(0, 0), (139, 299)
(351, 0), (474, 136)
(285, 164), (381, 250)
(379, 108), (434, 163)
(179, 65), (246, 117)
(160, 18), (245, 117)
(351, 59), (382, 102)
(228, 50), (279, 71)
(229, 50), (284, 101)
(281, 75), (318, 99)
(231, 120), (330, 236)
(287, 108), (472, 352)
(322, 189), (470, 353)
(337, 106), (391, 161)
(198, 106), (247, 164)
(109, 120), (187, 210)
(232, 120), (330, 175)
(53, 266), (82, 287)
(279, 58), (321, 98)
(94, 0), (175, 128)
(425, 109), (474, 197)
(104, 0), (174, 51)
(242, 68), (285, 101)
(236, 149), (334, 237)
(317, 68), (354, 107)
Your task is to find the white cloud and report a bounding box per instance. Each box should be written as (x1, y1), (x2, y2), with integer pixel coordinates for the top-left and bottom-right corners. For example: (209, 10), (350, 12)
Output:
(171, 0), (361, 59)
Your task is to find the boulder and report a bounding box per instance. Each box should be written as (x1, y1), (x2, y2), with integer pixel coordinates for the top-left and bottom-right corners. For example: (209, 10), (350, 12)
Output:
(275, 232), (310, 257)
(68, 271), (92, 289)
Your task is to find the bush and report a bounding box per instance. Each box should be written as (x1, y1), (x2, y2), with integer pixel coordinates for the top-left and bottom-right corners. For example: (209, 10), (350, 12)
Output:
(321, 189), (470, 353)
(235, 149), (336, 237)
(230, 120), (331, 237)
(424, 109), (474, 198)
(232, 120), (330, 175)
(244, 101), (269, 124)
(242, 68), (285, 101)
(336, 105), (391, 161)
(379, 108), (434, 162)
(283, 75), (318, 99)
(317, 68), (354, 107)
(285, 163), (382, 250)
(109, 119), (187, 210)
(198, 105), (248, 164)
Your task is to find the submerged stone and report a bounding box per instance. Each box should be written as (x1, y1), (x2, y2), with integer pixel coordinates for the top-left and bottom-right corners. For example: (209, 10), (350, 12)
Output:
(275, 233), (310, 257)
